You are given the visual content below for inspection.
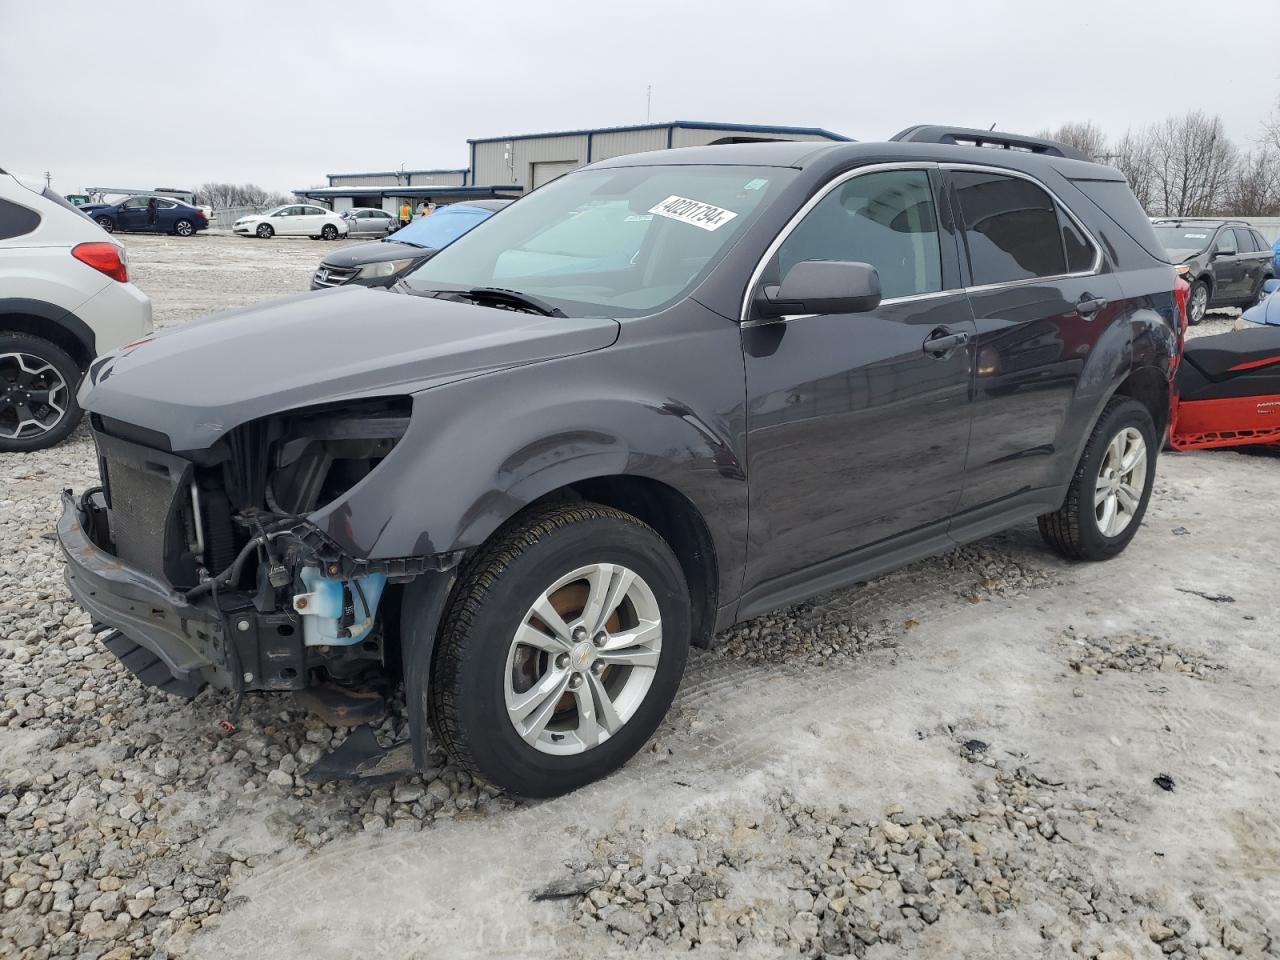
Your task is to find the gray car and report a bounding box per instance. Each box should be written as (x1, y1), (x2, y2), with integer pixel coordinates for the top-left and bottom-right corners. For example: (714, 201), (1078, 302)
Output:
(341, 207), (400, 239)
(57, 127), (1180, 798)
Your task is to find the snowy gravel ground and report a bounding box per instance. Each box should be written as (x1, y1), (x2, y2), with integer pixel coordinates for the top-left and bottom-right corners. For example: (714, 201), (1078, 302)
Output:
(1, 236), (1277, 959)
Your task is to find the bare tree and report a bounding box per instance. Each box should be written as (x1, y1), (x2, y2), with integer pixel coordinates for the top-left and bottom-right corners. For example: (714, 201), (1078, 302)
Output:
(1225, 149), (1280, 217)
(1147, 111), (1238, 217)
(1034, 121), (1109, 161)
(194, 182), (292, 210)
(1108, 128), (1157, 212)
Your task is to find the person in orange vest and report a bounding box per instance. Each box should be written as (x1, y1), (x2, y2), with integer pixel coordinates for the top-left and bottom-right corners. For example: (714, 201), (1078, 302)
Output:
(398, 200), (411, 226)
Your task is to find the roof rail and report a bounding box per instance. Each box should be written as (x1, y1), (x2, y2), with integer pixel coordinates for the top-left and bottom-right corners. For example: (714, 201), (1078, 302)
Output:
(889, 125), (1089, 162)
(1151, 216), (1245, 225)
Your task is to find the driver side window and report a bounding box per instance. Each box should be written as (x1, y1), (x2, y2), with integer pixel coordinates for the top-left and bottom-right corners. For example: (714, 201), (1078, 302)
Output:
(774, 169), (942, 300)
(1215, 229), (1237, 256)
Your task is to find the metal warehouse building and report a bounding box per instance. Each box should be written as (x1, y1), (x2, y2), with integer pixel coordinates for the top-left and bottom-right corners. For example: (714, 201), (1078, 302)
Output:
(299, 120), (848, 212)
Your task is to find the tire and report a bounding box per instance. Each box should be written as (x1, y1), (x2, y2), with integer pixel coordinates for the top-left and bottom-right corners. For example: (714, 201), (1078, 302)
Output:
(1187, 280), (1210, 325)
(95, 216), (114, 233)
(320, 224), (338, 240)
(0, 333), (84, 453)
(173, 219), (194, 237)
(1245, 276), (1273, 309)
(1038, 397), (1157, 562)
(256, 223), (274, 239)
(424, 503), (691, 798)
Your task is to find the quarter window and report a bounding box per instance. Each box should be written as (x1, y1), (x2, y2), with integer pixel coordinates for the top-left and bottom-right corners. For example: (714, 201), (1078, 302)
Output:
(953, 171), (1090, 285)
(774, 169), (942, 300)
(0, 198), (40, 240)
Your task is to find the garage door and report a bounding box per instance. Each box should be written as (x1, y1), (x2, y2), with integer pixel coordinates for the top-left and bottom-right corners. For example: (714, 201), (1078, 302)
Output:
(531, 160), (579, 189)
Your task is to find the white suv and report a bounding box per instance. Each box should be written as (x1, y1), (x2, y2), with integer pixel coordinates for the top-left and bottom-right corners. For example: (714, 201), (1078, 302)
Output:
(0, 170), (152, 451)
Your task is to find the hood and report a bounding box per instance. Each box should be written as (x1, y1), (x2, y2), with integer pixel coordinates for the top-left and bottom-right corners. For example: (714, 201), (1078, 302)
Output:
(82, 287), (619, 450)
(320, 239), (432, 269)
(234, 214), (265, 223)
(1242, 292), (1280, 328)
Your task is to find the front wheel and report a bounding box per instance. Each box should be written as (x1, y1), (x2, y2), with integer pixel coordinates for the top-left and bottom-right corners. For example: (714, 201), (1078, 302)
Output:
(95, 216), (114, 233)
(256, 223), (274, 239)
(0, 333), (83, 452)
(320, 224), (338, 240)
(1038, 397), (1157, 561)
(1187, 280), (1209, 324)
(173, 219), (194, 237)
(423, 503), (690, 798)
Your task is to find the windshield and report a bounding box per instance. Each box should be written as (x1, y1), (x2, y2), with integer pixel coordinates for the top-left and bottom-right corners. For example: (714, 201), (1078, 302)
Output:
(1153, 225), (1214, 258)
(403, 165), (794, 317)
(388, 205), (495, 249)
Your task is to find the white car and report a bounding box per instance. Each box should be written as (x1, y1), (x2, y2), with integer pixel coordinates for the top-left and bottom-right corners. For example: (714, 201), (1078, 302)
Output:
(232, 204), (349, 240)
(0, 169), (152, 451)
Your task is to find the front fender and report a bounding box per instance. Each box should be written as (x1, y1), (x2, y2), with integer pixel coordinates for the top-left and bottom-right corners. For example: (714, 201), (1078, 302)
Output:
(310, 304), (749, 601)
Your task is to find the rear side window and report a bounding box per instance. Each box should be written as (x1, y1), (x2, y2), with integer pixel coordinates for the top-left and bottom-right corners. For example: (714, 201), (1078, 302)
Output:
(1060, 209), (1095, 273)
(0, 198), (41, 240)
(954, 171), (1083, 284)
(775, 168), (943, 299)
(1234, 228), (1257, 253)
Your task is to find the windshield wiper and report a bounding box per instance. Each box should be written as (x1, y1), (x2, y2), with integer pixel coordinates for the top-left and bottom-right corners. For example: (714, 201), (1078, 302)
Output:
(453, 287), (567, 317)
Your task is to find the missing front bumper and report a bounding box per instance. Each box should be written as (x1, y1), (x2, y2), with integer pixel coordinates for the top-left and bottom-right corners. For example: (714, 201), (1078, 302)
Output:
(56, 490), (307, 695)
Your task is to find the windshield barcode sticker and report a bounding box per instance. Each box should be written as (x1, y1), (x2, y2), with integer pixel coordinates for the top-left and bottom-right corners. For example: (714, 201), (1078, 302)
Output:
(648, 196), (738, 231)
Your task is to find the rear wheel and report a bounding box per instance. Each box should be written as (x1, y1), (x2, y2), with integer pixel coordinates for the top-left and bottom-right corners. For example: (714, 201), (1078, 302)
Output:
(320, 224), (338, 240)
(1188, 280), (1209, 324)
(95, 216), (114, 233)
(424, 503), (690, 798)
(256, 223), (274, 239)
(1038, 397), (1156, 561)
(0, 333), (83, 452)
(174, 218), (194, 237)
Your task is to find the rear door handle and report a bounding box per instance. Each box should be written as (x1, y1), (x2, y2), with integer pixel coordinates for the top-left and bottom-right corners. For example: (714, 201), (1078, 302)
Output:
(1076, 294), (1107, 317)
(922, 328), (969, 356)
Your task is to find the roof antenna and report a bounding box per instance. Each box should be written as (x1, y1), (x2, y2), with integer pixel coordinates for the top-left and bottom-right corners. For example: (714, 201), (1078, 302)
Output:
(989, 122), (997, 131)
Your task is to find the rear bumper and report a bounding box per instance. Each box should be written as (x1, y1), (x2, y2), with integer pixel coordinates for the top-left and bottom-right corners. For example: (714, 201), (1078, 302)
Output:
(57, 489), (220, 685)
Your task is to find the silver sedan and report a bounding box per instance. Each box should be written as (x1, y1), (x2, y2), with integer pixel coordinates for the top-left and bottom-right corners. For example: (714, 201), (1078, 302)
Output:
(341, 207), (401, 238)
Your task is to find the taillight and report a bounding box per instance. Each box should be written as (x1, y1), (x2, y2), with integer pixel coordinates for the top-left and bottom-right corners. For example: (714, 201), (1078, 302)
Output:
(72, 242), (129, 282)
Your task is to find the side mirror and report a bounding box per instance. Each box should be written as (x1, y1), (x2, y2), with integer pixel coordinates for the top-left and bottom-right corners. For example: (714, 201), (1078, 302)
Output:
(1212, 248), (1232, 259)
(1262, 279), (1280, 295)
(756, 260), (882, 319)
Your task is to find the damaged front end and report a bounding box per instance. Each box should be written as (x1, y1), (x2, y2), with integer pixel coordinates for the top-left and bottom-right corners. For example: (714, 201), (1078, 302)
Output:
(58, 397), (457, 724)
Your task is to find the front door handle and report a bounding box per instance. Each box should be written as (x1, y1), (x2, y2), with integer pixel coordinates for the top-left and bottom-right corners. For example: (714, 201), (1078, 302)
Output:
(1076, 294), (1107, 317)
(922, 327), (969, 356)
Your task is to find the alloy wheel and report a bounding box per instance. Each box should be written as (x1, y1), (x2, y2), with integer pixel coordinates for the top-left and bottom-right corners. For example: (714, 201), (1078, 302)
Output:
(1095, 426), (1147, 537)
(0, 353), (69, 440)
(175, 220), (193, 236)
(504, 563), (663, 756)
(1190, 285), (1208, 323)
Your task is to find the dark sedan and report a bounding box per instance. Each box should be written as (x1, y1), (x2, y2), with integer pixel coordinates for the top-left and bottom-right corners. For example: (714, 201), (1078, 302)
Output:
(81, 195), (209, 237)
(310, 200), (510, 289)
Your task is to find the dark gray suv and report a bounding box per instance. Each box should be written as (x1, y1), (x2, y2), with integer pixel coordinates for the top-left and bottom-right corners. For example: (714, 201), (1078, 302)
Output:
(58, 126), (1181, 797)
(1152, 218), (1275, 323)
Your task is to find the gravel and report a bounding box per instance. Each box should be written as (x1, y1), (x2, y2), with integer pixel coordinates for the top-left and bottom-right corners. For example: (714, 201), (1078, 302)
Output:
(2, 236), (1278, 959)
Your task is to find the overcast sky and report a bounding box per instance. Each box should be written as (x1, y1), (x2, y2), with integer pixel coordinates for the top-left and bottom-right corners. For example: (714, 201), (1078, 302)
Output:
(3, 0), (1278, 196)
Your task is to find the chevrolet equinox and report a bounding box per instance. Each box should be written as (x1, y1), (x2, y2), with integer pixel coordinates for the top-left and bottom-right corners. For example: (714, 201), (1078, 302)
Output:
(58, 126), (1181, 797)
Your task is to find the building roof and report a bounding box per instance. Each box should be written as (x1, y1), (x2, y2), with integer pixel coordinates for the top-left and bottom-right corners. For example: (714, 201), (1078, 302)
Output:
(323, 168), (469, 179)
(466, 120), (851, 144)
(296, 184), (522, 200)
